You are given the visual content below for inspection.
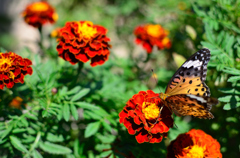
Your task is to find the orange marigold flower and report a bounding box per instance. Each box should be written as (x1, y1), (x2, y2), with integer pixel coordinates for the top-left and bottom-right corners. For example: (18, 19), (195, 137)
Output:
(9, 96), (24, 109)
(119, 90), (173, 143)
(50, 27), (61, 38)
(56, 21), (111, 67)
(167, 129), (222, 158)
(22, 1), (58, 28)
(0, 52), (33, 89)
(134, 24), (171, 53)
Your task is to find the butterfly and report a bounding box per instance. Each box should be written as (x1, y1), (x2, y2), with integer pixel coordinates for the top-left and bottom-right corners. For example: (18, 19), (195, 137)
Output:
(159, 48), (218, 119)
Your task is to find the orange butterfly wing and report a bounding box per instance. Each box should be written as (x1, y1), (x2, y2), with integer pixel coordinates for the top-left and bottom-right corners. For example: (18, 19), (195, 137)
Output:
(161, 48), (218, 119)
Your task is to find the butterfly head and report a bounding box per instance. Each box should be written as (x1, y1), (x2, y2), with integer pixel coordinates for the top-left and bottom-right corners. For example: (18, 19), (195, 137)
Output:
(159, 92), (170, 100)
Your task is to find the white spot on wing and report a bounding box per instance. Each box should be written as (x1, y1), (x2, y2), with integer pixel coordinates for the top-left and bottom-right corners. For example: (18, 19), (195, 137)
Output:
(187, 95), (207, 103)
(182, 60), (203, 68)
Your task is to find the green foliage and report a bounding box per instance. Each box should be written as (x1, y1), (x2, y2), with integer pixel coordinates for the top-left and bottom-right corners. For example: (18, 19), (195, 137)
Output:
(0, 0), (240, 157)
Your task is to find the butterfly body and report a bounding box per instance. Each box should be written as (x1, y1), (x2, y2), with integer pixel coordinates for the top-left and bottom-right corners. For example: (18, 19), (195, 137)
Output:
(159, 48), (218, 119)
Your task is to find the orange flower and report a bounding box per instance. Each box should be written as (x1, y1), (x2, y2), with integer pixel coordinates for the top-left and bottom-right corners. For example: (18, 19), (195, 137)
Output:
(22, 1), (58, 28)
(119, 90), (173, 143)
(56, 21), (111, 67)
(0, 52), (33, 89)
(134, 24), (171, 53)
(50, 27), (61, 38)
(9, 96), (24, 109)
(167, 129), (222, 158)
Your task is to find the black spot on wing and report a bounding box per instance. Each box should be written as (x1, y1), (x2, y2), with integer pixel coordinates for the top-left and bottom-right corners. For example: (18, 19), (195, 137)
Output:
(165, 48), (211, 94)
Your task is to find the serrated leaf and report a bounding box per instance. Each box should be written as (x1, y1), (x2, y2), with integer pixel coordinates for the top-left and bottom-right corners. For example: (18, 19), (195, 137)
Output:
(223, 67), (240, 75)
(102, 121), (112, 133)
(12, 128), (28, 133)
(73, 139), (80, 158)
(25, 113), (38, 121)
(227, 76), (240, 82)
(71, 88), (90, 101)
(66, 154), (75, 158)
(0, 124), (13, 139)
(39, 141), (72, 154)
(66, 86), (81, 95)
(205, 24), (215, 43)
(96, 133), (116, 143)
(84, 122), (101, 138)
(63, 104), (70, 121)
(20, 118), (29, 127)
(10, 136), (28, 153)
(75, 102), (99, 110)
(46, 133), (64, 142)
(70, 104), (78, 120)
(218, 95), (232, 102)
(42, 110), (48, 118)
(32, 149), (43, 158)
(100, 150), (112, 157)
(59, 86), (68, 96)
(201, 41), (216, 50)
(223, 103), (231, 110)
(84, 111), (102, 120)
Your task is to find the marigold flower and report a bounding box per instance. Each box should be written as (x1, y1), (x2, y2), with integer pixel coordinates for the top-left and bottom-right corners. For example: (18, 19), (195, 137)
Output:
(50, 27), (61, 38)
(0, 52), (33, 89)
(22, 1), (58, 28)
(167, 129), (222, 158)
(119, 90), (173, 143)
(56, 21), (111, 67)
(134, 24), (171, 53)
(9, 96), (24, 109)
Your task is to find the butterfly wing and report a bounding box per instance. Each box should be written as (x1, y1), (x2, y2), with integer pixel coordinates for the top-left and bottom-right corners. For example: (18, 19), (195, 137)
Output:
(165, 48), (210, 97)
(164, 94), (218, 119)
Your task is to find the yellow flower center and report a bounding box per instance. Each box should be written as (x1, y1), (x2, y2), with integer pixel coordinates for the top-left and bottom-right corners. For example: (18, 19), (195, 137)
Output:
(0, 53), (15, 79)
(142, 102), (160, 120)
(78, 21), (97, 39)
(30, 2), (49, 12)
(52, 13), (58, 21)
(186, 145), (205, 158)
(145, 24), (164, 38)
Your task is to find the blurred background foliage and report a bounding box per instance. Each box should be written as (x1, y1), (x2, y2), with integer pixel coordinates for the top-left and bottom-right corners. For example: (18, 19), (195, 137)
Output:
(0, 0), (240, 157)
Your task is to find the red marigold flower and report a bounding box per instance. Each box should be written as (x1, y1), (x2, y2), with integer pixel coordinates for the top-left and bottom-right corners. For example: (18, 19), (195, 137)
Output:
(119, 90), (173, 143)
(56, 21), (111, 67)
(167, 129), (222, 158)
(22, 1), (58, 28)
(134, 24), (171, 53)
(0, 52), (33, 89)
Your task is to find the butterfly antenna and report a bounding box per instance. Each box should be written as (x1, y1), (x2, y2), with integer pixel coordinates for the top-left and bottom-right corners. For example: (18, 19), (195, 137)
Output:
(151, 69), (162, 93)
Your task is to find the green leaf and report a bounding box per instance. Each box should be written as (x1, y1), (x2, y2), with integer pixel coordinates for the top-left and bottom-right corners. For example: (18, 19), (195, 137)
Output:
(25, 113), (38, 121)
(205, 24), (215, 43)
(74, 102), (99, 110)
(84, 121), (101, 138)
(46, 133), (64, 142)
(218, 95), (232, 102)
(0, 124), (13, 139)
(71, 88), (90, 101)
(223, 67), (240, 75)
(70, 104), (78, 120)
(39, 141), (72, 154)
(10, 136), (28, 153)
(66, 86), (81, 95)
(84, 111), (102, 120)
(12, 128), (28, 133)
(73, 139), (80, 158)
(32, 149), (43, 158)
(102, 121), (112, 133)
(63, 104), (70, 121)
(228, 76), (240, 82)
